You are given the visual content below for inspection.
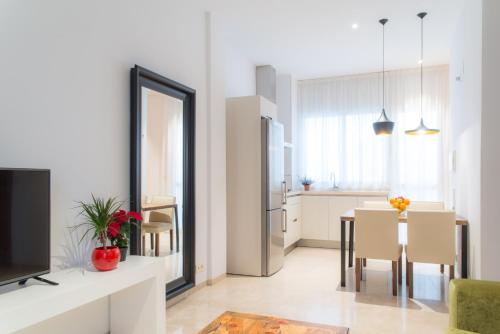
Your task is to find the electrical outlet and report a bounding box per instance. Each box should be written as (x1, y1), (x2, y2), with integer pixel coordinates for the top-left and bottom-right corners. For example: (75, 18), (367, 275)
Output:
(196, 264), (205, 273)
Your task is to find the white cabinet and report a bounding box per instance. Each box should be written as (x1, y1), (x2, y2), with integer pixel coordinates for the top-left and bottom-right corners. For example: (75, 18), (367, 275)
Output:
(276, 74), (295, 144)
(301, 194), (389, 243)
(0, 256), (166, 334)
(276, 74), (298, 190)
(284, 196), (301, 248)
(328, 197), (358, 241)
(226, 96), (279, 275)
(357, 196), (388, 207)
(301, 196), (330, 240)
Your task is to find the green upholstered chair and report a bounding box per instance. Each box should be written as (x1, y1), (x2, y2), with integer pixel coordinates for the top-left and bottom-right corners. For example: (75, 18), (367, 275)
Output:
(447, 279), (500, 334)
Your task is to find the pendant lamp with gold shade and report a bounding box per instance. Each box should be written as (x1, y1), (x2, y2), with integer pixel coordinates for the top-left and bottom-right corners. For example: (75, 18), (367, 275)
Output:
(405, 12), (440, 135)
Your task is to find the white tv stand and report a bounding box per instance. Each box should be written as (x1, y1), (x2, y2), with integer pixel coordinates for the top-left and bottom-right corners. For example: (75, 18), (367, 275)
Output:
(0, 256), (166, 334)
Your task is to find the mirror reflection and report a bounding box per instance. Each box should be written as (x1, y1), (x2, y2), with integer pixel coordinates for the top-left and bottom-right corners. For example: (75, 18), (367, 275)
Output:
(140, 87), (183, 283)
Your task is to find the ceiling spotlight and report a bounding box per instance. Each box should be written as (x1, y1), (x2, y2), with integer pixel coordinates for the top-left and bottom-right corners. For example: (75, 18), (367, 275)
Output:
(418, 59), (423, 64)
(352, 23), (359, 30)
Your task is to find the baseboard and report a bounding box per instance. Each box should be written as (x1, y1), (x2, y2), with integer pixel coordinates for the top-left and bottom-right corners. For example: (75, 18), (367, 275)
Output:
(207, 273), (226, 286)
(298, 239), (353, 249)
(284, 241), (299, 255)
(166, 282), (205, 308)
(166, 273), (227, 308)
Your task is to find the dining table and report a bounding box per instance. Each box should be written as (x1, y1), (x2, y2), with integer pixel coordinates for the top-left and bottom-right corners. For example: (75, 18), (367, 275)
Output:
(141, 202), (180, 252)
(339, 209), (469, 287)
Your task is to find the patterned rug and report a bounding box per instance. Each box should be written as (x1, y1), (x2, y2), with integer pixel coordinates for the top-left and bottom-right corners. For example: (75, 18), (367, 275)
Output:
(198, 311), (349, 334)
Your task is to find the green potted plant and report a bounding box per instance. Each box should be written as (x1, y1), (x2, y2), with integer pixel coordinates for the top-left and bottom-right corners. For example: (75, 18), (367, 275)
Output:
(75, 195), (142, 271)
(300, 177), (314, 191)
(107, 209), (142, 262)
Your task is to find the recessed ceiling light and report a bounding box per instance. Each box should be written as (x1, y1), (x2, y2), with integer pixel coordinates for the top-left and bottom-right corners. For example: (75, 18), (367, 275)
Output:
(352, 23), (359, 30)
(418, 59), (423, 64)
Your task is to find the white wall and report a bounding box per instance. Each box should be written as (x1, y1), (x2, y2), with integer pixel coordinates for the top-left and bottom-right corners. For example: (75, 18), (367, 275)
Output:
(224, 45), (256, 98)
(449, 1), (483, 279)
(451, 0), (500, 280)
(204, 12), (256, 282)
(480, 0), (500, 280)
(212, 17), (255, 278)
(0, 0), (259, 330)
(0, 0), (215, 283)
(0, 0), (256, 308)
(206, 12), (225, 282)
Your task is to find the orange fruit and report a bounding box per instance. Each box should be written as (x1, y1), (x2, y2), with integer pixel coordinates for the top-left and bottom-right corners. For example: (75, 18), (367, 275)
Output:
(404, 198), (410, 205)
(400, 203), (407, 211)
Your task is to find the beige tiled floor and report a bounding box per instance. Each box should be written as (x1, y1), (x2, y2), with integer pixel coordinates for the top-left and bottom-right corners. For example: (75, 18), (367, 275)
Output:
(166, 247), (451, 334)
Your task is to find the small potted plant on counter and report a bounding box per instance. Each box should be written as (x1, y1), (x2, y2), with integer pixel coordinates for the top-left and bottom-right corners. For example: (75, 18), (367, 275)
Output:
(108, 209), (143, 262)
(75, 195), (142, 271)
(300, 177), (314, 191)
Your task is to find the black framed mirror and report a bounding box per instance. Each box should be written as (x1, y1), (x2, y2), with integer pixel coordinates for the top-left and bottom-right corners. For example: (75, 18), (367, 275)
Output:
(130, 65), (195, 299)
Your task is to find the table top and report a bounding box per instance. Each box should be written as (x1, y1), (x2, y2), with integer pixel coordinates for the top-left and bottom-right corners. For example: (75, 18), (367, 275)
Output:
(198, 311), (349, 334)
(340, 209), (468, 225)
(141, 203), (177, 211)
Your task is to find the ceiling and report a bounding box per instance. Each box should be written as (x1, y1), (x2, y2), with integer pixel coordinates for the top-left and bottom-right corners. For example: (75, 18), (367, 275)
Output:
(208, 0), (465, 79)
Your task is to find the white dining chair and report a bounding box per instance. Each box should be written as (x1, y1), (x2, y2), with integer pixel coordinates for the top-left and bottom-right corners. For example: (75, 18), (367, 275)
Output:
(405, 201), (447, 271)
(361, 201), (393, 267)
(406, 210), (456, 298)
(354, 208), (402, 296)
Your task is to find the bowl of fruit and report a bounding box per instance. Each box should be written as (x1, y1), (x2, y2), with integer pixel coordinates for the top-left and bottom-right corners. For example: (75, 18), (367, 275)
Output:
(390, 196), (410, 213)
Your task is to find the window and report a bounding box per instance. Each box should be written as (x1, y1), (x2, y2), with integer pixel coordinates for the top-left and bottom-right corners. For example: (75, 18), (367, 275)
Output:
(296, 66), (449, 200)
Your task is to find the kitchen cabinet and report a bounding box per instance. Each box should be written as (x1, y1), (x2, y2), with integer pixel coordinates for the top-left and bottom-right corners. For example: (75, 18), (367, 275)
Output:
(356, 196), (388, 207)
(328, 197), (358, 241)
(276, 74), (298, 190)
(226, 96), (279, 276)
(301, 193), (389, 244)
(284, 195), (301, 248)
(276, 74), (295, 144)
(301, 196), (330, 240)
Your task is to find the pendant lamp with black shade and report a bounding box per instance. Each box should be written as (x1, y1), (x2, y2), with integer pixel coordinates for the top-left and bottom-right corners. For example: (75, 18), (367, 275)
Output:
(405, 12), (440, 135)
(373, 18), (395, 136)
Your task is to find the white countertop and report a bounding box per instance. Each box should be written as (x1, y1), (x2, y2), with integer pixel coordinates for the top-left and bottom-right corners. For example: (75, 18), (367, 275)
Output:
(287, 190), (389, 197)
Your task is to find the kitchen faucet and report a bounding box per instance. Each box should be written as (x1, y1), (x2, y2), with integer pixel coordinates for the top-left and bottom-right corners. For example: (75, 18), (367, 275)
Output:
(331, 172), (339, 190)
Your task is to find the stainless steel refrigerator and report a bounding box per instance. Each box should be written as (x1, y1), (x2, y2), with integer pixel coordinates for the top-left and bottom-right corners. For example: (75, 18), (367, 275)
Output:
(261, 117), (285, 276)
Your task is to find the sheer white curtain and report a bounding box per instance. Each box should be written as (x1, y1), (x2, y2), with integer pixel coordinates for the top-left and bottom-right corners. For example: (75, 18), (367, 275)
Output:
(296, 66), (449, 200)
(141, 89), (184, 210)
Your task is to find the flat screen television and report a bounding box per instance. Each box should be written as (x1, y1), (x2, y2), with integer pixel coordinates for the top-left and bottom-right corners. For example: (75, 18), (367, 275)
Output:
(0, 168), (50, 286)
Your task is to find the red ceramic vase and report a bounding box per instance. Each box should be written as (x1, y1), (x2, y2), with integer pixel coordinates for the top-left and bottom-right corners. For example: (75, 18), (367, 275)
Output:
(91, 246), (120, 271)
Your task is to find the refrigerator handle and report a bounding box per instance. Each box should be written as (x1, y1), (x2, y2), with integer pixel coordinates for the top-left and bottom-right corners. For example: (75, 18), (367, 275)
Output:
(281, 181), (287, 205)
(282, 209), (288, 233)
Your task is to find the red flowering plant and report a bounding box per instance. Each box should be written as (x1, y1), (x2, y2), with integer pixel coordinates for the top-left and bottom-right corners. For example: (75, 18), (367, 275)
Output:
(107, 209), (143, 249)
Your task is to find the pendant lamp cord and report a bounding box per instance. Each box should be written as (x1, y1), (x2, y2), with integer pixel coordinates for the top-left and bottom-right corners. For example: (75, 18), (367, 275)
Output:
(420, 15), (424, 119)
(382, 22), (385, 110)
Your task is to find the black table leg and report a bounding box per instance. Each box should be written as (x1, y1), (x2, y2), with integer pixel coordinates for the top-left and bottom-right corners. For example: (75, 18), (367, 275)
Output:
(174, 205), (180, 252)
(341, 219), (346, 287)
(349, 221), (354, 268)
(461, 225), (468, 279)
